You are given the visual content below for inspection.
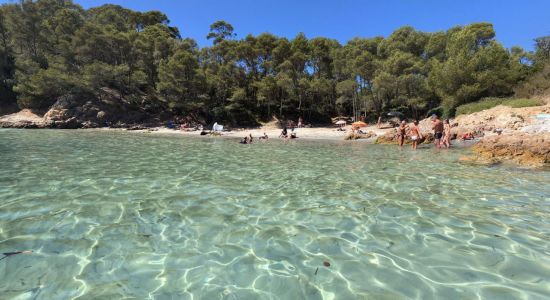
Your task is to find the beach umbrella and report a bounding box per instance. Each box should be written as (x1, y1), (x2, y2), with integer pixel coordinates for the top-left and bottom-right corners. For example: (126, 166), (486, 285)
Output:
(351, 121), (367, 128)
(335, 120), (346, 125)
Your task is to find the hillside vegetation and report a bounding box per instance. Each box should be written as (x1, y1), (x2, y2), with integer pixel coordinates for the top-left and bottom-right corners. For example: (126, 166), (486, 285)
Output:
(455, 98), (544, 115)
(0, 1), (548, 126)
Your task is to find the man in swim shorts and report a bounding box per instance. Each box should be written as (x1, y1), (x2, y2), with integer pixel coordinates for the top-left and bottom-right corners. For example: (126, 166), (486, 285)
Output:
(431, 114), (444, 149)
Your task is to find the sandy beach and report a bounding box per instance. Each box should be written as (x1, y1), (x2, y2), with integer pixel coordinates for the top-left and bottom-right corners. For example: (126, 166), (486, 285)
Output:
(124, 124), (393, 141)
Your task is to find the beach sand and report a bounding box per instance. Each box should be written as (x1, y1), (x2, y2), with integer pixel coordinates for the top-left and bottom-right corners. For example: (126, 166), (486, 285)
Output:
(131, 125), (393, 141)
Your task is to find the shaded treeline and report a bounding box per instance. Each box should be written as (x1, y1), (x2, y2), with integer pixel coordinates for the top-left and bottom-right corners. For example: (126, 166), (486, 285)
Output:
(0, 0), (547, 125)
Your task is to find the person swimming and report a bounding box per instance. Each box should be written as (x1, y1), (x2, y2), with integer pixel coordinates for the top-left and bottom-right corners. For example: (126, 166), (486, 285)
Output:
(259, 132), (268, 140)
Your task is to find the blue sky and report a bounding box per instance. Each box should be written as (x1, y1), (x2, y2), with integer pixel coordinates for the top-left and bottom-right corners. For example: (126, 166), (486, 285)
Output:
(4, 0), (550, 50)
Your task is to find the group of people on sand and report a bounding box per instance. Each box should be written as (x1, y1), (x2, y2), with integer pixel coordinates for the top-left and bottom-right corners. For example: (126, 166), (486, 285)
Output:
(240, 133), (269, 144)
(240, 127), (298, 144)
(240, 117), (302, 144)
(397, 115), (452, 150)
(279, 127), (298, 139)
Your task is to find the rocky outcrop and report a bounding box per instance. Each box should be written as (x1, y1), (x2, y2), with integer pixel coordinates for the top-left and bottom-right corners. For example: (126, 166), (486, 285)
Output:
(462, 132), (550, 167)
(344, 131), (376, 140)
(375, 129), (434, 145)
(44, 94), (110, 128)
(374, 129), (398, 144)
(449, 104), (550, 137)
(0, 88), (168, 129)
(42, 89), (163, 129)
(0, 109), (48, 128)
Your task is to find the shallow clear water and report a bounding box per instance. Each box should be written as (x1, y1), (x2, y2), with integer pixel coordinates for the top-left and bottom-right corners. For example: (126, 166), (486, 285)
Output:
(0, 129), (549, 300)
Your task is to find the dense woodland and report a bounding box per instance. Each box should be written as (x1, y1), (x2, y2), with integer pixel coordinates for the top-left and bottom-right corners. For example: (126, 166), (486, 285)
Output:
(0, 0), (549, 126)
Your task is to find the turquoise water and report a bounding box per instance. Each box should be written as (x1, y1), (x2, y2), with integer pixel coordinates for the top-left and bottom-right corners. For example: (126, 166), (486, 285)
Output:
(0, 129), (549, 299)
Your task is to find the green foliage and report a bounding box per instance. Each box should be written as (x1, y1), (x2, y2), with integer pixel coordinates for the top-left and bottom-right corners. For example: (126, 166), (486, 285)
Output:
(157, 48), (205, 111)
(207, 21), (235, 45)
(514, 37), (550, 98)
(0, 1), (539, 125)
(534, 36), (550, 67)
(456, 97), (544, 115)
(515, 64), (550, 98)
(429, 23), (521, 115)
(502, 98), (544, 108)
(14, 60), (80, 109)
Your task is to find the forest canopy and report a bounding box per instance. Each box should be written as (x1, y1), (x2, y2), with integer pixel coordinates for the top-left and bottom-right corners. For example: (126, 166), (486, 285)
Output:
(0, 0), (547, 125)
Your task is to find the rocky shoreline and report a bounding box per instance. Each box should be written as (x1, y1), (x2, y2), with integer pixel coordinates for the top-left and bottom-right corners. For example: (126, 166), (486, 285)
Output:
(372, 104), (550, 168)
(462, 133), (550, 167)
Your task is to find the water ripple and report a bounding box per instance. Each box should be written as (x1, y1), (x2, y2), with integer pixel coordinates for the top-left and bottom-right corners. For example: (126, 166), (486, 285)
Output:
(0, 130), (549, 299)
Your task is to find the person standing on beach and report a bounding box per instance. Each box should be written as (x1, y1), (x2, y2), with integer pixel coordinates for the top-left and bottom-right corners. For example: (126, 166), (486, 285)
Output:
(409, 120), (423, 150)
(442, 119), (451, 148)
(431, 115), (444, 149)
(397, 120), (407, 147)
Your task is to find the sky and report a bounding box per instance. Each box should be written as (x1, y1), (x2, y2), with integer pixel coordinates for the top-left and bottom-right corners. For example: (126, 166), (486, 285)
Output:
(4, 0), (550, 50)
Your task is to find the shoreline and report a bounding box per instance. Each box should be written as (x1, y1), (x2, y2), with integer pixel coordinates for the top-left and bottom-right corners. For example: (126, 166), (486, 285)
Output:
(1, 124), (547, 167)
(125, 125), (389, 142)
(1, 103), (549, 167)
(1, 126), (479, 149)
